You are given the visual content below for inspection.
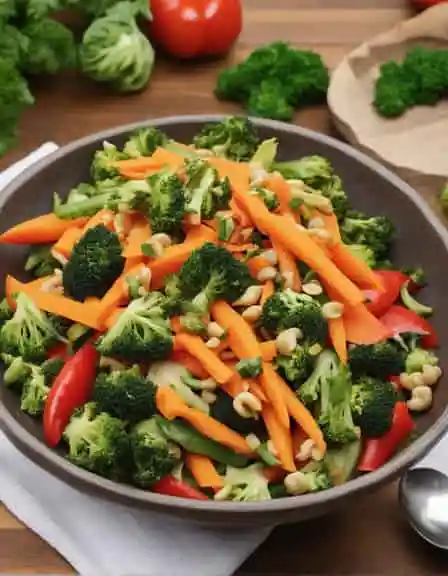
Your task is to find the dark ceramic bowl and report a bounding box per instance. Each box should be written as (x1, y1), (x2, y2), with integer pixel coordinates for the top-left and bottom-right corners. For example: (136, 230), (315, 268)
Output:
(1, 115), (447, 527)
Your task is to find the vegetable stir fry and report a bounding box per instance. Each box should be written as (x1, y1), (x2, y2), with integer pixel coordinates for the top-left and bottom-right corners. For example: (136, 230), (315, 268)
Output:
(0, 117), (442, 501)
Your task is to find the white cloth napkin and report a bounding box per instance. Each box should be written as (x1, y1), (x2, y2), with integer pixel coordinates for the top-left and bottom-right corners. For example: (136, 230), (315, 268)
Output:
(0, 143), (271, 576)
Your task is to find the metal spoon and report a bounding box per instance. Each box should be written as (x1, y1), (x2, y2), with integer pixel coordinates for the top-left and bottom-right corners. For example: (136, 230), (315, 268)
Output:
(399, 467), (448, 549)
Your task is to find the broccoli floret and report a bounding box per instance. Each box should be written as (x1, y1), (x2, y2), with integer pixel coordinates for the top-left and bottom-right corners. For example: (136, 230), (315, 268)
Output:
(373, 61), (418, 118)
(216, 212), (236, 242)
(192, 117), (260, 162)
(0, 23), (29, 68)
(248, 79), (295, 121)
(348, 342), (405, 380)
(317, 364), (359, 445)
(162, 274), (184, 316)
(92, 366), (157, 423)
(63, 402), (130, 480)
(41, 356), (64, 383)
(285, 460), (333, 495)
(250, 187), (280, 211)
(20, 365), (50, 416)
(235, 357), (263, 378)
(91, 141), (128, 182)
(275, 346), (314, 390)
(123, 126), (168, 157)
(400, 279), (433, 317)
(0, 298), (13, 328)
(214, 463), (271, 502)
(0, 293), (63, 362)
(297, 349), (339, 406)
(183, 158), (231, 221)
(179, 243), (252, 313)
(340, 213), (395, 259)
(179, 313), (207, 336)
(405, 348), (438, 374)
(350, 376), (397, 438)
(62, 224), (124, 302)
(25, 245), (60, 278)
(96, 293), (173, 363)
(346, 244), (376, 268)
(130, 417), (181, 488)
(260, 289), (327, 344)
(1, 353), (31, 392)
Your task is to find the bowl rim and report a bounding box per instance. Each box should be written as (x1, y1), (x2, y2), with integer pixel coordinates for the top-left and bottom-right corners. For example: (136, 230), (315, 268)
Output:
(1, 114), (448, 515)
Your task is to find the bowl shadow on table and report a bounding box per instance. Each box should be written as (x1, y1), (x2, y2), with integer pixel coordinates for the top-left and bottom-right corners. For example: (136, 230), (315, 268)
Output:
(1, 117), (448, 527)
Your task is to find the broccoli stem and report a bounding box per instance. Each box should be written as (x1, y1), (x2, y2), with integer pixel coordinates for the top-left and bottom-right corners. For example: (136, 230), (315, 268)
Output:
(55, 193), (110, 219)
(400, 280), (433, 317)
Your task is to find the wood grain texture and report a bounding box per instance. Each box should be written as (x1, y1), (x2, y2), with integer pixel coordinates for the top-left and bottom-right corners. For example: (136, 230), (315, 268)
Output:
(1, 0), (446, 574)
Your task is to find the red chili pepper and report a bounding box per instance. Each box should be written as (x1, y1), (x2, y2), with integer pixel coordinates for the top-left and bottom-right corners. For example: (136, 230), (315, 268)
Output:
(153, 476), (209, 500)
(358, 402), (415, 472)
(380, 305), (438, 348)
(148, 0), (243, 59)
(43, 342), (99, 448)
(364, 270), (409, 317)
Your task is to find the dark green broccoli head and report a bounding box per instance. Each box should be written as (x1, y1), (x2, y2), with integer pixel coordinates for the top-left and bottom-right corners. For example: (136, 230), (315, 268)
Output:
(297, 349), (339, 406)
(180, 243), (253, 313)
(348, 342), (405, 380)
(93, 366), (157, 423)
(351, 376), (397, 438)
(286, 49), (329, 106)
(319, 175), (349, 221)
(192, 117), (260, 162)
(123, 126), (168, 157)
(40, 357), (64, 385)
(260, 289), (327, 344)
(25, 245), (60, 278)
(373, 60), (418, 118)
(347, 244), (376, 268)
(340, 213), (395, 259)
(402, 46), (447, 106)
(273, 155), (333, 188)
(91, 142), (128, 182)
(0, 0), (16, 20)
(0, 23), (29, 67)
(96, 293), (173, 363)
(130, 417), (181, 488)
(235, 357), (263, 379)
(275, 346), (314, 390)
(20, 365), (50, 417)
(62, 224), (124, 302)
(248, 80), (294, 121)
(63, 402), (131, 481)
(251, 187), (280, 212)
(162, 274), (184, 316)
(179, 313), (207, 336)
(405, 348), (438, 374)
(184, 158), (231, 221)
(318, 364), (359, 445)
(139, 171), (186, 235)
(215, 64), (249, 103)
(0, 293), (63, 362)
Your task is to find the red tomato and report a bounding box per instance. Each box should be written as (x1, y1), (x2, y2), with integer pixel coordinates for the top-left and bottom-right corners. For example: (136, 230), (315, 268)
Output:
(148, 0), (243, 59)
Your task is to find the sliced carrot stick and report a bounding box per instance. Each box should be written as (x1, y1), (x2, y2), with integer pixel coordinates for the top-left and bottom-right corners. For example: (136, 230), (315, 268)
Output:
(273, 241), (301, 291)
(292, 426), (309, 457)
(174, 333), (234, 385)
(328, 317), (348, 364)
(262, 405), (296, 473)
(210, 300), (263, 362)
(6, 275), (52, 308)
(0, 213), (89, 245)
(170, 316), (183, 333)
(185, 454), (224, 490)
(184, 224), (217, 243)
(156, 387), (253, 455)
(123, 217), (152, 259)
(52, 227), (84, 258)
(329, 241), (383, 291)
(170, 350), (209, 379)
(258, 363), (290, 429)
(230, 198), (251, 227)
(82, 209), (115, 233)
(260, 340), (277, 362)
(5, 275), (103, 330)
(265, 173), (293, 214)
(224, 243), (258, 254)
(221, 376), (246, 398)
(207, 157), (251, 196)
(320, 212), (341, 241)
(247, 255), (271, 278)
(343, 302), (392, 345)
(260, 280), (275, 306)
(124, 255), (145, 271)
(103, 307), (124, 330)
(278, 376), (327, 456)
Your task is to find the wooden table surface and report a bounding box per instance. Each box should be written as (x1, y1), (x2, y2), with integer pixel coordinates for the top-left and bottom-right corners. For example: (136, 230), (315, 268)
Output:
(1, 0), (447, 573)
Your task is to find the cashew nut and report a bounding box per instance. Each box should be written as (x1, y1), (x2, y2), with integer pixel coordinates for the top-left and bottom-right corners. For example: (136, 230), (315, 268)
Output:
(151, 233), (172, 248)
(295, 439), (315, 462)
(260, 249), (278, 266)
(207, 321), (225, 339)
(233, 392), (262, 419)
(250, 163), (269, 187)
(242, 305), (262, 323)
(322, 301), (344, 320)
(142, 239), (164, 258)
(282, 271), (294, 290)
(421, 364), (442, 387)
(257, 266), (278, 282)
(201, 391), (217, 405)
(308, 343), (323, 356)
(302, 281), (323, 297)
(205, 337), (221, 349)
(276, 328), (302, 356)
(284, 471), (310, 495)
(233, 285), (263, 307)
(137, 267), (152, 291)
(407, 385), (433, 412)
(245, 433), (261, 451)
(308, 217), (325, 229)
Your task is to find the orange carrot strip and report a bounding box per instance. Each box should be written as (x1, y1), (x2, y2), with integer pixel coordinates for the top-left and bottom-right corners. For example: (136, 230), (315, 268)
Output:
(247, 255), (271, 278)
(224, 243), (258, 254)
(279, 376), (327, 456)
(170, 350), (209, 379)
(0, 213), (89, 245)
(221, 376), (246, 398)
(82, 209), (115, 233)
(124, 256), (145, 271)
(174, 333), (234, 385)
(6, 275), (103, 330)
(258, 363), (290, 429)
(292, 426), (309, 457)
(266, 173), (293, 214)
(103, 307), (125, 330)
(170, 316), (183, 333)
(52, 227), (84, 258)
(320, 212), (341, 241)
(328, 317), (348, 364)
(273, 240), (301, 291)
(262, 405), (296, 473)
(260, 280), (275, 306)
(329, 241), (383, 291)
(260, 340), (277, 362)
(185, 454), (224, 490)
(343, 302), (392, 345)
(230, 198), (251, 227)
(156, 387), (252, 455)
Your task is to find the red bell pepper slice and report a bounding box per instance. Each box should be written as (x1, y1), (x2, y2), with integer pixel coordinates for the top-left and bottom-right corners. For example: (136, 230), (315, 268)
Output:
(43, 341), (99, 448)
(380, 305), (438, 348)
(153, 476), (209, 500)
(46, 342), (69, 361)
(364, 270), (408, 317)
(358, 402), (415, 472)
